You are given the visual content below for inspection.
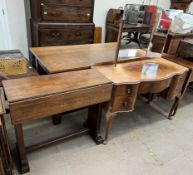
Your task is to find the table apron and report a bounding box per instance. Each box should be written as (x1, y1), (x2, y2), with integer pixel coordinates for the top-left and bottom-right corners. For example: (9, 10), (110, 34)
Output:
(9, 84), (112, 125)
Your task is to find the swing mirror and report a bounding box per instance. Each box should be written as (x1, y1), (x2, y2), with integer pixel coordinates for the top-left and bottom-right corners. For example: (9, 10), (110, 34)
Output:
(115, 4), (157, 64)
(115, 2), (172, 65)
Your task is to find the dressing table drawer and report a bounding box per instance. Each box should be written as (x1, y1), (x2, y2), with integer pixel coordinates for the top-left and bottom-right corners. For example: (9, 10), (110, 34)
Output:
(111, 85), (139, 112)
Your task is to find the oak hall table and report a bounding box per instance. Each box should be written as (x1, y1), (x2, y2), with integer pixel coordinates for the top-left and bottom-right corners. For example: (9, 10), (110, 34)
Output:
(30, 43), (146, 74)
(3, 69), (112, 173)
(93, 58), (188, 143)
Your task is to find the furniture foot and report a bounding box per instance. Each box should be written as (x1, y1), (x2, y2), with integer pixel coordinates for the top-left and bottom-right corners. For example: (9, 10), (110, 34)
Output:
(168, 97), (180, 119)
(147, 93), (154, 104)
(87, 104), (104, 145)
(14, 124), (30, 174)
(52, 115), (62, 125)
(104, 113), (115, 145)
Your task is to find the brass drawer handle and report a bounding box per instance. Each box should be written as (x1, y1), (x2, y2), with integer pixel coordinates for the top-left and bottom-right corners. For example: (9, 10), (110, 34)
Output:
(51, 32), (61, 38)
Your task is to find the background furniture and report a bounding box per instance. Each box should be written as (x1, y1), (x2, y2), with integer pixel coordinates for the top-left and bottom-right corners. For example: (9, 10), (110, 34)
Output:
(29, 0), (95, 47)
(163, 39), (193, 84)
(3, 69), (112, 173)
(171, 0), (192, 11)
(28, 0), (95, 68)
(164, 33), (193, 55)
(176, 39), (193, 58)
(93, 58), (188, 143)
(0, 89), (12, 175)
(151, 32), (167, 53)
(0, 50), (38, 81)
(151, 32), (193, 54)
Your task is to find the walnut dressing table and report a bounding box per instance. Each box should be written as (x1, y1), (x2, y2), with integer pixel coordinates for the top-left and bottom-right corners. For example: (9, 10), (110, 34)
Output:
(93, 58), (188, 143)
(3, 69), (112, 173)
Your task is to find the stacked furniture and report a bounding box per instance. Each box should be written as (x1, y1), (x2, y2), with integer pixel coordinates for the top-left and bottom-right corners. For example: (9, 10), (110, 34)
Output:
(30, 0), (95, 47)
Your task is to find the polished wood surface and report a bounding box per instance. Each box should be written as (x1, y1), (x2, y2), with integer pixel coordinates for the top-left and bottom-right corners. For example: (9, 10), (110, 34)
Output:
(3, 69), (112, 173)
(3, 69), (111, 103)
(93, 58), (188, 143)
(30, 43), (146, 73)
(93, 58), (188, 84)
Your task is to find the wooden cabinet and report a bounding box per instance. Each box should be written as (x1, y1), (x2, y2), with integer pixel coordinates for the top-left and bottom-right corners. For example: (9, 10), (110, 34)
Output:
(171, 0), (192, 11)
(29, 0), (95, 47)
(164, 33), (193, 55)
(32, 22), (94, 46)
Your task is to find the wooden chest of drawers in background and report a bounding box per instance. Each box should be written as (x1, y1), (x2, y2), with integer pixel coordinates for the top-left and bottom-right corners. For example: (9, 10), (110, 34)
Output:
(171, 0), (192, 11)
(30, 0), (95, 47)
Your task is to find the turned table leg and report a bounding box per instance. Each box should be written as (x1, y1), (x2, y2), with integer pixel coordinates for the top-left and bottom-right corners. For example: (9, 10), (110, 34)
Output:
(14, 124), (29, 174)
(87, 103), (104, 145)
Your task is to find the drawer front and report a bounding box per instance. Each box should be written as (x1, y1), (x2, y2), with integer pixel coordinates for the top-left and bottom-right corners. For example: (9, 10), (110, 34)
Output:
(41, 0), (93, 7)
(111, 85), (139, 113)
(38, 25), (94, 46)
(10, 84), (112, 125)
(41, 5), (92, 22)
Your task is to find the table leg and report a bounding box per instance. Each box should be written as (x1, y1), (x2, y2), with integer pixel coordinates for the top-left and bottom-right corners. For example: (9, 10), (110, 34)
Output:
(168, 97), (180, 119)
(87, 103), (104, 145)
(14, 124), (29, 174)
(52, 115), (62, 125)
(104, 112), (115, 145)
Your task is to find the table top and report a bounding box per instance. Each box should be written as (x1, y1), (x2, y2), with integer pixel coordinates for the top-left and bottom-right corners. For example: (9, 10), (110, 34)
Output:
(30, 43), (146, 74)
(93, 58), (188, 85)
(3, 69), (112, 103)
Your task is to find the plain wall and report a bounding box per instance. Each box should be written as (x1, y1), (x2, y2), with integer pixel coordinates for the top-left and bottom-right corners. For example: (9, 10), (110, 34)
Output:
(5, 0), (171, 58)
(5, 0), (29, 57)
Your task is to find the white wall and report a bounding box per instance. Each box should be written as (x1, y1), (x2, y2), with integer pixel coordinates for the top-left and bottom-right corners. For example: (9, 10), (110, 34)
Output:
(4, 0), (170, 58)
(5, 0), (28, 57)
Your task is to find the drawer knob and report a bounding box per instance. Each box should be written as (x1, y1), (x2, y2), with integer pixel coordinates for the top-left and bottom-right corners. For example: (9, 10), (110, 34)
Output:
(123, 101), (128, 107)
(128, 89), (131, 94)
(87, 13), (90, 16)
(41, 3), (44, 6)
(43, 11), (48, 15)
